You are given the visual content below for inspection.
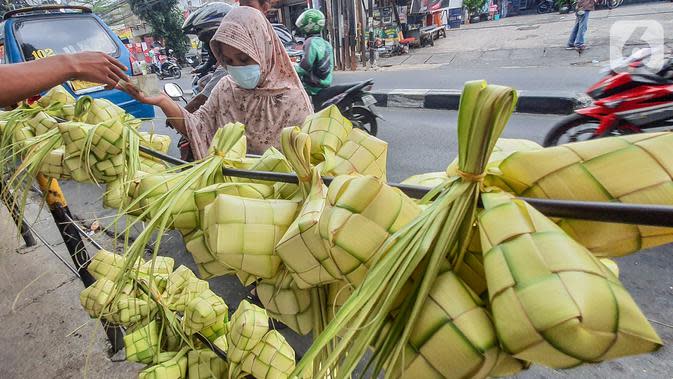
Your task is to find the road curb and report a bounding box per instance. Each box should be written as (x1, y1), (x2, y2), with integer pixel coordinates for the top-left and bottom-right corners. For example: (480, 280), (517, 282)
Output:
(371, 89), (581, 115)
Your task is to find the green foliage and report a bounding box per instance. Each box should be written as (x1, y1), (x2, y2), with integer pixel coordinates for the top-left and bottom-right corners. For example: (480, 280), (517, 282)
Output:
(463, 0), (487, 16)
(128, 0), (189, 61)
(76, 0), (117, 15)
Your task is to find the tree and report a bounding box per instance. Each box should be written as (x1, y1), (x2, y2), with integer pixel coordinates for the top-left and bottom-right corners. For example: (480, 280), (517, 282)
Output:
(75, 0), (117, 15)
(128, 0), (189, 61)
(463, 0), (486, 17)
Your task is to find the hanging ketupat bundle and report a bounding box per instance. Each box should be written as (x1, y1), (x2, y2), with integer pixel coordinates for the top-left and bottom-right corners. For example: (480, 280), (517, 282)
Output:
(478, 192), (661, 368)
(494, 132), (673, 257)
(276, 127), (341, 288)
(294, 81), (519, 379)
(318, 174), (422, 287)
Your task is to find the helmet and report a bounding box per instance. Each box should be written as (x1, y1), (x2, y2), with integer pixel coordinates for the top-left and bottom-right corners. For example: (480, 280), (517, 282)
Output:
(295, 9), (325, 35)
(182, 2), (233, 39)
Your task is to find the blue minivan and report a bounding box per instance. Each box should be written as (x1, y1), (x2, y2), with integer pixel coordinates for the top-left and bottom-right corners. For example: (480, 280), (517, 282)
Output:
(1, 5), (155, 118)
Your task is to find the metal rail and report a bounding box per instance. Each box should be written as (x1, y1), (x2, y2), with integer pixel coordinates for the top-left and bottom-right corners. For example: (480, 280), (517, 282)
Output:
(139, 145), (673, 228)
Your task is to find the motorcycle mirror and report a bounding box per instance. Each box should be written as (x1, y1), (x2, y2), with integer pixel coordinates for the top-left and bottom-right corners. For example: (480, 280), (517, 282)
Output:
(164, 83), (184, 99)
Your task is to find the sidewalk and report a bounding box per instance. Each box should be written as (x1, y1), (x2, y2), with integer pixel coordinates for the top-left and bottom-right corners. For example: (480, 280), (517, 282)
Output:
(375, 2), (673, 70)
(0, 195), (140, 378)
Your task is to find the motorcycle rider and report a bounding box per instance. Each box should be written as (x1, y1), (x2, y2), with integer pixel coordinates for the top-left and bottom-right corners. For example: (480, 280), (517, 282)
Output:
(294, 9), (334, 108)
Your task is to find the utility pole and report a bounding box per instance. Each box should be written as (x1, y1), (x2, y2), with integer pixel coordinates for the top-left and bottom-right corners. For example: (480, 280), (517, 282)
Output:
(367, 0), (374, 66)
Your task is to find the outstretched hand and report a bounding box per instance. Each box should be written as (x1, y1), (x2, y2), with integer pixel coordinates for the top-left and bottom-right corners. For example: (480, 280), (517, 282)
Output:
(65, 52), (130, 90)
(119, 81), (167, 106)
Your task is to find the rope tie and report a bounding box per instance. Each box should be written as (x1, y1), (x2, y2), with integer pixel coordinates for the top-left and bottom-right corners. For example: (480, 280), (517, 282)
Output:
(457, 170), (486, 183)
(214, 150), (226, 158)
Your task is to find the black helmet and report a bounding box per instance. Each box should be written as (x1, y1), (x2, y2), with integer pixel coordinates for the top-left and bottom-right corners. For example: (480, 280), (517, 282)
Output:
(182, 2), (233, 38)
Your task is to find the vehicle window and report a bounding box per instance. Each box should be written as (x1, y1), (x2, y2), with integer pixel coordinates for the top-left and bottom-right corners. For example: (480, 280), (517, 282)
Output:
(14, 16), (118, 61)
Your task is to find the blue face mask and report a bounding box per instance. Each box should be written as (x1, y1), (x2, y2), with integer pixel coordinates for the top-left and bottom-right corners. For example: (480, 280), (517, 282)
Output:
(227, 64), (261, 90)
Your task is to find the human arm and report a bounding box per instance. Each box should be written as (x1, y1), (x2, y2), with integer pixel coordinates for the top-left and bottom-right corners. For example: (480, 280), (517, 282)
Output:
(0, 52), (129, 107)
(295, 38), (317, 78)
(122, 84), (187, 134)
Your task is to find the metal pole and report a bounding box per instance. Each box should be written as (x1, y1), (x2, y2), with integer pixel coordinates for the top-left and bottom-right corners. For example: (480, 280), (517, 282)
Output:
(138, 145), (673, 228)
(368, 0), (374, 65)
(36, 174), (124, 353)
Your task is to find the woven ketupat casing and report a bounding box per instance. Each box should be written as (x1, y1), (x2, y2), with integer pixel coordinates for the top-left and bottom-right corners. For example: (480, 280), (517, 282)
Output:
(40, 147), (71, 180)
(38, 85), (75, 107)
(59, 122), (92, 156)
(496, 132), (673, 257)
(319, 175), (422, 286)
(90, 119), (125, 160)
(12, 125), (35, 154)
(322, 128), (388, 181)
(257, 269), (313, 335)
(184, 230), (235, 279)
(240, 330), (296, 379)
(124, 320), (160, 364)
(182, 288), (228, 335)
(87, 250), (126, 281)
(390, 271), (506, 379)
(139, 352), (188, 379)
(276, 172), (341, 289)
(227, 300), (269, 363)
(202, 194), (299, 281)
(478, 193), (661, 368)
(30, 111), (58, 136)
(79, 277), (116, 318)
(235, 147), (298, 199)
(108, 293), (153, 326)
(80, 98), (126, 124)
(188, 350), (228, 379)
(163, 266), (210, 313)
(300, 105), (353, 163)
(455, 227), (487, 296)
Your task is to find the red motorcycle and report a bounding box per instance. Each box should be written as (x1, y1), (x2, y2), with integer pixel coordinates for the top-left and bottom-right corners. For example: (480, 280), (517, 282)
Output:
(544, 49), (673, 146)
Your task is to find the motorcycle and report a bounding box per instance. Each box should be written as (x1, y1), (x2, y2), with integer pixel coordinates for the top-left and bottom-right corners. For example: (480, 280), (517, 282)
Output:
(150, 58), (182, 80)
(310, 79), (382, 136)
(543, 48), (673, 147)
(536, 0), (558, 14)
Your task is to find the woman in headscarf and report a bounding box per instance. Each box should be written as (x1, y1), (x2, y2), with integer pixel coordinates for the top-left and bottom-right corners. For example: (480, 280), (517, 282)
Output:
(125, 6), (313, 158)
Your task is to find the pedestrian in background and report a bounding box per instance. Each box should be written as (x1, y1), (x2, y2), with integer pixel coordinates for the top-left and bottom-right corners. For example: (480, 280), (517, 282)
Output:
(566, 0), (595, 50)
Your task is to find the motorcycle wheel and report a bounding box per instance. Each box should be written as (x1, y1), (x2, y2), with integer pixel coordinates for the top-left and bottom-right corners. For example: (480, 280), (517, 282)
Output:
(347, 106), (378, 136)
(172, 67), (182, 79)
(543, 113), (633, 147)
(607, 0), (622, 8)
(536, 2), (550, 13)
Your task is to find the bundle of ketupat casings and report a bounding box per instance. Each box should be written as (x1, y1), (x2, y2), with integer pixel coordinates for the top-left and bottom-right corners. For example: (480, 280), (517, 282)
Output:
(3, 83), (672, 379)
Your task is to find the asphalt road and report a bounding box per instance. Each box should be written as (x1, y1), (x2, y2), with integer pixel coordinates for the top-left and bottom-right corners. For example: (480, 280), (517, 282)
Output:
(333, 66), (602, 94)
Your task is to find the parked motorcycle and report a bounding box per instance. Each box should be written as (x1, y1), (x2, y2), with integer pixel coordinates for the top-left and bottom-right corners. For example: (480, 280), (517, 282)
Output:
(311, 79), (382, 136)
(150, 59), (182, 80)
(543, 48), (673, 147)
(536, 0), (558, 14)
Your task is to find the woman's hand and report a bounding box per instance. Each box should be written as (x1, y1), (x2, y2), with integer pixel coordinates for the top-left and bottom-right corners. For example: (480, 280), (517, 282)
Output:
(63, 52), (130, 89)
(120, 81), (188, 134)
(121, 81), (168, 106)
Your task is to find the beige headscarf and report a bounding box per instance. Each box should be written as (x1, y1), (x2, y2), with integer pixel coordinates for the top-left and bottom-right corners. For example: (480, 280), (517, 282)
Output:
(182, 6), (313, 158)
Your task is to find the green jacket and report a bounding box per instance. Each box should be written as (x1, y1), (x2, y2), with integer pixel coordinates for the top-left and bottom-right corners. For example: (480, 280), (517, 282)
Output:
(295, 36), (334, 96)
